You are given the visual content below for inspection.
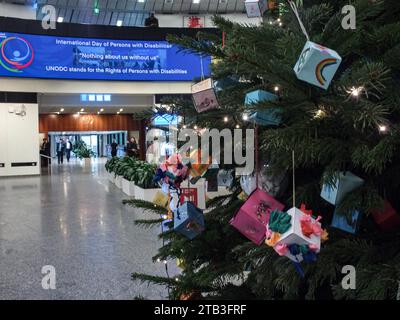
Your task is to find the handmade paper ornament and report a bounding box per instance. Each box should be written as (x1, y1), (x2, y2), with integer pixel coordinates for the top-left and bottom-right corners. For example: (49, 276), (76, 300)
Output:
(331, 209), (362, 234)
(174, 202), (205, 240)
(153, 191), (169, 208)
(245, 0), (268, 18)
(188, 149), (211, 178)
(293, 41), (342, 90)
(266, 206), (323, 262)
(244, 90), (281, 126)
(320, 171), (364, 205)
(217, 169), (234, 187)
(191, 78), (219, 113)
(240, 168), (287, 197)
(154, 153), (189, 190)
(371, 200), (400, 232)
(230, 189), (284, 245)
(161, 219), (173, 234)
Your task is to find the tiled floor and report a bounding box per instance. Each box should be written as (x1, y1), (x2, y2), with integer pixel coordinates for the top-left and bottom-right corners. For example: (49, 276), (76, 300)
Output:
(0, 159), (176, 300)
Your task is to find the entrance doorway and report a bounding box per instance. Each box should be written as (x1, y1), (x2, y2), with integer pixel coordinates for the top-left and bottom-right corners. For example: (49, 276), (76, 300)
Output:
(48, 130), (128, 159)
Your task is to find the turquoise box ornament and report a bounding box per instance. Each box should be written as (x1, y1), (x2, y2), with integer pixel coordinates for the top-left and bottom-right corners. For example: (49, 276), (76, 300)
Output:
(174, 202), (205, 240)
(244, 90), (281, 126)
(320, 171), (364, 205)
(331, 210), (361, 234)
(293, 41), (342, 90)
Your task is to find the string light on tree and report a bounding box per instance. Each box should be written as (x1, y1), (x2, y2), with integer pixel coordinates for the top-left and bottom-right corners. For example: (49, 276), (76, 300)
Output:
(242, 113), (249, 121)
(314, 109), (326, 119)
(378, 124), (388, 133)
(235, 124), (240, 129)
(194, 125), (198, 130)
(224, 116), (229, 122)
(274, 85), (280, 92)
(348, 86), (364, 98)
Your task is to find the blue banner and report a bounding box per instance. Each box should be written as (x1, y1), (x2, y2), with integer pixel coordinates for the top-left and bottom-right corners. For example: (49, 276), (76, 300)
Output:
(0, 32), (210, 81)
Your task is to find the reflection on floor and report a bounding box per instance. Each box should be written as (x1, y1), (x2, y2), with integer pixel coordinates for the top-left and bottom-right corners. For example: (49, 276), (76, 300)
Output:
(0, 158), (176, 300)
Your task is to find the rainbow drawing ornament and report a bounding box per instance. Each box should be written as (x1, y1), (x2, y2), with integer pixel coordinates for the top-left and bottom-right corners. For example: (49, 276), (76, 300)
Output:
(293, 41), (342, 90)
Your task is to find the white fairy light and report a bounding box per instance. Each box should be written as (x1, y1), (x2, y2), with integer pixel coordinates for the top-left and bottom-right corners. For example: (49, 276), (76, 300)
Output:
(348, 86), (364, 97)
(378, 125), (388, 133)
(274, 86), (279, 92)
(242, 113), (249, 121)
(224, 116), (228, 122)
(194, 125), (198, 130)
(235, 124), (240, 129)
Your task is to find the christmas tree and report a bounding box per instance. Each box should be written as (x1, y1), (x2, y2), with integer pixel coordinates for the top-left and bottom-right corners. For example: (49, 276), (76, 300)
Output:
(126, 0), (400, 300)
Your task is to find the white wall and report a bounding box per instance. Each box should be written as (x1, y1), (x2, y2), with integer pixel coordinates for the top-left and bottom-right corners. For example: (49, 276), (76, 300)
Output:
(0, 78), (193, 94)
(0, 2), (36, 20)
(0, 103), (40, 177)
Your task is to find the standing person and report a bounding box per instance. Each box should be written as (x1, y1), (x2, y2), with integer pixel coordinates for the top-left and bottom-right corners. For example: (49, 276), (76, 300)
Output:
(56, 138), (66, 165)
(126, 137), (138, 158)
(144, 13), (159, 28)
(65, 138), (73, 163)
(40, 137), (51, 167)
(110, 139), (118, 158)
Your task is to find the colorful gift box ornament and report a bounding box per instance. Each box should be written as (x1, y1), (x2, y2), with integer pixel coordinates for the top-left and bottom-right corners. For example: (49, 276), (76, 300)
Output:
(293, 41), (342, 90)
(230, 188), (284, 245)
(266, 205), (323, 262)
(174, 202), (205, 240)
(245, 0), (269, 18)
(371, 200), (400, 232)
(244, 90), (281, 126)
(320, 171), (364, 205)
(331, 209), (362, 234)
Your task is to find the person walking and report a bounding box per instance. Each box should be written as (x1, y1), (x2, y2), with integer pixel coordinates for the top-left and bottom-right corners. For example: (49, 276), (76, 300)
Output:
(65, 138), (73, 163)
(56, 138), (66, 165)
(110, 139), (118, 158)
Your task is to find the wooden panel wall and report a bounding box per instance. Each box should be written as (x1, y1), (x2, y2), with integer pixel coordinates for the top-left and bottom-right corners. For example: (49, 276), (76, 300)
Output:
(39, 114), (146, 159)
(39, 114), (141, 133)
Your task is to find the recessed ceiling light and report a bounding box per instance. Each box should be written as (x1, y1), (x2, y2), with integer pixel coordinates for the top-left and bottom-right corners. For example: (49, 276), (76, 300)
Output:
(60, 108), (64, 112)
(80, 108), (84, 112)
(57, 17), (64, 23)
(138, 0), (145, 3)
(119, 108), (124, 112)
(116, 20), (123, 27)
(193, 0), (200, 3)
(100, 108), (104, 112)
(117, 111), (120, 114)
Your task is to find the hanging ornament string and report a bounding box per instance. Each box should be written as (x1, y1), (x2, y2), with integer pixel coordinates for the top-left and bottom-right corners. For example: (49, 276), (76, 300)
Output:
(200, 54), (205, 81)
(288, 0), (310, 41)
(292, 150), (296, 208)
(255, 123), (259, 187)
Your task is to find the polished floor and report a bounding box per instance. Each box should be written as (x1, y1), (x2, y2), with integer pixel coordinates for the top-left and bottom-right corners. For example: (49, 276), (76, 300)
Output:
(0, 159), (176, 300)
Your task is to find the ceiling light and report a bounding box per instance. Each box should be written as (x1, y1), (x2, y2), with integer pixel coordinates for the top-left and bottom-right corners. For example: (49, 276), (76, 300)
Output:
(193, 0), (200, 3)
(116, 20), (123, 27)
(57, 17), (64, 23)
(117, 111), (120, 114)
(56, 112), (60, 115)
(119, 108), (124, 112)
(100, 108), (104, 112)
(60, 108), (64, 112)
(138, 0), (145, 2)
(97, 111), (100, 114)
(80, 108), (84, 112)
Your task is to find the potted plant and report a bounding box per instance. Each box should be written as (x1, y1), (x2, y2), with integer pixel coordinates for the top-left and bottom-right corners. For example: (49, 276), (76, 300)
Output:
(73, 141), (95, 167)
(121, 157), (140, 196)
(133, 162), (159, 202)
(105, 157), (119, 183)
